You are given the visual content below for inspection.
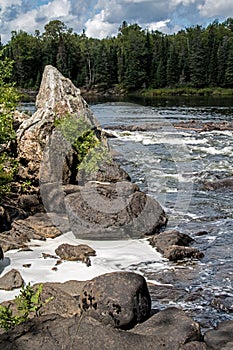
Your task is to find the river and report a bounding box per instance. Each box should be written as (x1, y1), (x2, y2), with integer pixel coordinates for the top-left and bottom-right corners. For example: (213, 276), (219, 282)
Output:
(20, 96), (233, 330)
(89, 96), (233, 330)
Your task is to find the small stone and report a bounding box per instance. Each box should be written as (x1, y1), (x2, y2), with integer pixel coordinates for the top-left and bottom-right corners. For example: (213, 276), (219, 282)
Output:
(55, 243), (96, 266)
(163, 245), (204, 261)
(22, 264), (31, 268)
(52, 267), (58, 271)
(0, 269), (24, 290)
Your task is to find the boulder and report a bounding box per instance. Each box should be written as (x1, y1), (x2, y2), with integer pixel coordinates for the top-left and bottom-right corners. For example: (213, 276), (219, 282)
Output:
(0, 314), (165, 350)
(65, 181), (167, 239)
(204, 320), (233, 350)
(55, 243), (96, 266)
(17, 65), (101, 184)
(149, 229), (194, 254)
(0, 269), (24, 290)
(163, 245), (204, 261)
(80, 271), (151, 329)
(132, 307), (202, 348)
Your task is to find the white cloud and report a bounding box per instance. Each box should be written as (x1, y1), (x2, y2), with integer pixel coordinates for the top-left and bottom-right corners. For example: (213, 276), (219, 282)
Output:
(147, 19), (171, 32)
(0, 0), (22, 12)
(85, 9), (117, 38)
(198, 0), (233, 18)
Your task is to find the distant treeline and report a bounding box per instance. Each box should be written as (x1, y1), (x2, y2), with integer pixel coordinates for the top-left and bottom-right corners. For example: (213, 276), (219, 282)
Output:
(2, 18), (233, 91)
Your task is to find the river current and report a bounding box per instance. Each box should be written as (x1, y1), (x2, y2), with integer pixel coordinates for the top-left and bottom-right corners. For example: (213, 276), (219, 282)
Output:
(90, 96), (233, 330)
(21, 97), (233, 330)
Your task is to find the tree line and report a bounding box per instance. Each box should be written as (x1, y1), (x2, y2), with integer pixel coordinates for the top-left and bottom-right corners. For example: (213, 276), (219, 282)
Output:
(1, 18), (233, 91)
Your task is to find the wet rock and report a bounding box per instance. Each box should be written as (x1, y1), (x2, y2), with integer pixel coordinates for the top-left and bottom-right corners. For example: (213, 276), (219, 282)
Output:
(201, 177), (233, 191)
(0, 269), (24, 290)
(132, 307), (202, 348)
(66, 181), (167, 239)
(80, 271), (151, 329)
(55, 243), (96, 266)
(211, 295), (233, 313)
(204, 320), (233, 349)
(173, 121), (233, 132)
(105, 123), (161, 132)
(148, 283), (188, 305)
(149, 229), (194, 254)
(163, 245), (204, 261)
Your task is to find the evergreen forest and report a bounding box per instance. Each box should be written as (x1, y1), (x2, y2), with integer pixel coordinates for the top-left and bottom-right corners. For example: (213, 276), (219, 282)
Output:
(1, 18), (233, 91)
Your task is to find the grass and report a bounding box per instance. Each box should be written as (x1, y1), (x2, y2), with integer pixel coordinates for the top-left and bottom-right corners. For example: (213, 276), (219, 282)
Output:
(138, 87), (233, 97)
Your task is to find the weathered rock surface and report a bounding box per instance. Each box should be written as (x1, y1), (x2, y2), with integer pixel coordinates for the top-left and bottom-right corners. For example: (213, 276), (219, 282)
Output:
(17, 65), (101, 184)
(0, 310), (206, 350)
(201, 177), (233, 191)
(149, 229), (194, 254)
(0, 269), (24, 290)
(163, 245), (204, 261)
(66, 181), (167, 239)
(0, 213), (65, 252)
(132, 307), (202, 347)
(179, 342), (209, 349)
(55, 243), (96, 266)
(204, 320), (233, 350)
(80, 271), (151, 329)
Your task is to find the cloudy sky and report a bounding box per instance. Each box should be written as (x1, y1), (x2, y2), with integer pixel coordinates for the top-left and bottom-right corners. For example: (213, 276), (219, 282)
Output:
(0, 0), (233, 43)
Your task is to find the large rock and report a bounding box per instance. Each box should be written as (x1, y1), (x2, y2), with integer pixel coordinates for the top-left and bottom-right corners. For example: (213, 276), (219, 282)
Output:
(204, 320), (233, 349)
(149, 229), (194, 254)
(0, 310), (204, 350)
(79, 271), (151, 329)
(65, 181), (167, 239)
(17, 65), (101, 184)
(132, 307), (202, 348)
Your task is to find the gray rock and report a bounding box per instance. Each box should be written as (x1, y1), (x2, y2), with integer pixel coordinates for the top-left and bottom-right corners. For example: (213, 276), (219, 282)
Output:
(80, 271), (151, 329)
(17, 65), (101, 184)
(132, 307), (202, 349)
(0, 314), (166, 350)
(179, 341), (209, 349)
(204, 320), (233, 350)
(163, 245), (204, 261)
(149, 229), (194, 254)
(66, 181), (167, 239)
(0, 269), (24, 290)
(55, 243), (96, 266)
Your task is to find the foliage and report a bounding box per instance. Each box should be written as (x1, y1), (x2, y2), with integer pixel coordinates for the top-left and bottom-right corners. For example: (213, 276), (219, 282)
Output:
(55, 114), (111, 176)
(0, 283), (52, 331)
(3, 18), (233, 91)
(0, 50), (19, 196)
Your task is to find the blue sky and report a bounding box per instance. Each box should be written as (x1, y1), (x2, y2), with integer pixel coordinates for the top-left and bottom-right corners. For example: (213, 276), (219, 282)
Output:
(0, 0), (233, 43)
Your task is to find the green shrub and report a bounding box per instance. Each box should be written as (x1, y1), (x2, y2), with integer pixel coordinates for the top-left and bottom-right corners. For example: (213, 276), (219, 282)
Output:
(55, 114), (111, 175)
(0, 283), (52, 331)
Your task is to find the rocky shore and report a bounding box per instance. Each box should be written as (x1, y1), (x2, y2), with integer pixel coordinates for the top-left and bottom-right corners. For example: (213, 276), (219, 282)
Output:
(0, 66), (232, 348)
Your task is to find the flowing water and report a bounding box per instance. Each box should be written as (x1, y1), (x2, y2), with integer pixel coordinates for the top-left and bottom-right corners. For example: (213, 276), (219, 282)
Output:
(89, 96), (233, 330)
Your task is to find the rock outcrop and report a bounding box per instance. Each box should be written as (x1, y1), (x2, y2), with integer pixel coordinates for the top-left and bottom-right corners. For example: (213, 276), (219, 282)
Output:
(14, 65), (167, 239)
(0, 269), (24, 290)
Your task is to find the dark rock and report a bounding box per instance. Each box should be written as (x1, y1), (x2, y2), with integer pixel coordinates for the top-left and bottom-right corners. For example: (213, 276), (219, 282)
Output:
(18, 194), (41, 213)
(0, 246), (3, 260)
(80, 271), (151, 329)
(211, 295), (233, 313)
(132, 307), (202, 348)
(163, 245), (204, 261)
(148, 283), (188, 305)
(33, 282), (82, 318)
(0, 314), (166, 350)
(0, 269), (24, 290)
(55, 243), (96, 266)
(149, 229), (194, 254)
(204, 320), (233, 349)
(201, 177), (233, 191)
(179, 341), (209, 349)
(65, 181), (167, 239)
